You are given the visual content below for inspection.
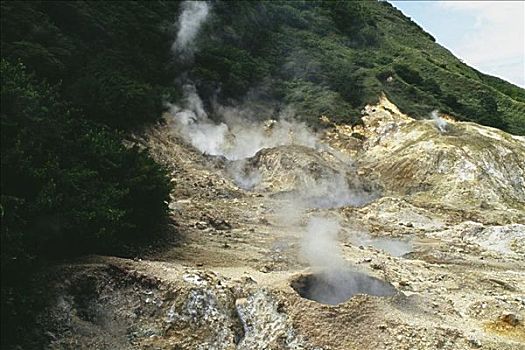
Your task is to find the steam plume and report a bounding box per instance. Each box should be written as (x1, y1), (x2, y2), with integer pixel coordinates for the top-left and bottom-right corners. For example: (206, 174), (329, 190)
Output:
(167, 86), (318, 161)
(172, 1), (210, 58)
(295, 173), (375, 209)
(431, 110), (448, 133)
(227, 159), (262, 190)
(300, 216), (345, 270)
(167, 85), (227, 156)
(297, 215), (400, 304)
(298, 216), (353, 304)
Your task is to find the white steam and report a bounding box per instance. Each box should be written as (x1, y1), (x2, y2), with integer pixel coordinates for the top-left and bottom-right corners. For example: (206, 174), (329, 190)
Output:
(296, 173), (376, 209)
(167, 85), (318, 161)
(169, 2), (318, 191)
(300, 216), (345, 270)
(350, 233), (413, 257)
(297, 216), (400, 304)
(431, 110), (448, 133)
(172, 1), (210, 58)
(167, 85), (227, 156)
(227, 159), (262, 190)
(217, 115), (317, 160)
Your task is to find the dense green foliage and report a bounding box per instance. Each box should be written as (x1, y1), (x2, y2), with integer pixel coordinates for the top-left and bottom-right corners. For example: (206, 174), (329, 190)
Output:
(1, 3), (176, 346)
(1, 0), (181, 129)
(0, 0), (189, 252)
(1, 0), (178, 264)
(188, 0), (524, 134)
(1, 59), (170, 269)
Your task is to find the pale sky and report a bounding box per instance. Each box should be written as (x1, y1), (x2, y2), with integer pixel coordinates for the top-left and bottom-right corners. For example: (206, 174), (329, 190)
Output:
(389, 1), (525, 88)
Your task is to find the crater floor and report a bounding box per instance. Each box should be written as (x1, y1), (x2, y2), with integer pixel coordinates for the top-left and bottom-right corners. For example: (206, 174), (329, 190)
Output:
(32, 98), (525, 350)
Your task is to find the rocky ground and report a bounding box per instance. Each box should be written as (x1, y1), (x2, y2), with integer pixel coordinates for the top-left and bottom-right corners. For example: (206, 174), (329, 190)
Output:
(33, 97), (524, 349)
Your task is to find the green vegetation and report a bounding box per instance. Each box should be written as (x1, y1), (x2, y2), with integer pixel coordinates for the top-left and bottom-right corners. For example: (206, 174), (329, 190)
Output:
(189, 0), (524, 134)
(1, 1), (181, 129)
(1, 60), (170, 260)
(1, 57), (171, 348)
(1, 2), (177, 347)
(1, 0), (179, 265)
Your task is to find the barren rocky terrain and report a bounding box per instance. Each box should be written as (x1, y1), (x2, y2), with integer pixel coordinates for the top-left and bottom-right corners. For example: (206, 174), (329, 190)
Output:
(34, 97), (524, 350)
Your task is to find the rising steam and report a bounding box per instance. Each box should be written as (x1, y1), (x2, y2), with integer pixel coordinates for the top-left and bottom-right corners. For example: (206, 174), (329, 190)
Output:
(167, 85), (227, 156)
(296, 173), (376, 209)
(168, 1), (401, 304)
(167, 85), (318, 161)
(295, 215), (400, 304)
(172, 1), (210, 58)
(431, 110), (448, 133)
(169, 1), (319, 192)
(300, 216), (345, 270)
(227, 159), (262, 190)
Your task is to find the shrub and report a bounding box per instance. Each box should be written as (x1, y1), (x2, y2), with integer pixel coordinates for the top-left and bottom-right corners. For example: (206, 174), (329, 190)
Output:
(394, 64), (423, 85)
(1, 60), (170, 269)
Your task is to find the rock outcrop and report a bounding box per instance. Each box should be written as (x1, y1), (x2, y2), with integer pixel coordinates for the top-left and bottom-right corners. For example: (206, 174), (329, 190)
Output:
(326, 95), (525, 225)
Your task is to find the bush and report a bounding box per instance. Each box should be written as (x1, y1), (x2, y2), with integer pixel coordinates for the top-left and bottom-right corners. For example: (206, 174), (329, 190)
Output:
(1, 60), (170, 269)
(0, 0), (179, 130)
(69, 54), (164, 129)
(395, 64), (423, 85)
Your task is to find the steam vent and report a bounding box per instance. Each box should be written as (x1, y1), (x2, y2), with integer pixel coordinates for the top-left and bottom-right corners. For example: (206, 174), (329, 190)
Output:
(291, 270), (397, 305)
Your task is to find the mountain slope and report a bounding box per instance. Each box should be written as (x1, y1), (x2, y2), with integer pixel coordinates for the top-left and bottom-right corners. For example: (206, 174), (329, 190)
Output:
(1, 1), (523, 134)
(189, 1), (524, 134)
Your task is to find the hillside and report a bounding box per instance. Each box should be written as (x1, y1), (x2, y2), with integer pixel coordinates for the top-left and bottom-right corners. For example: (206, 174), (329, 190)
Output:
(188, 1), (525, 134)
(1, 1), (524, 134)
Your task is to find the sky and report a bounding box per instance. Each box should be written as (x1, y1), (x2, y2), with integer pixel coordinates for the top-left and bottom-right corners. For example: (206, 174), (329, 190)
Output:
(389, 1), (525, 88)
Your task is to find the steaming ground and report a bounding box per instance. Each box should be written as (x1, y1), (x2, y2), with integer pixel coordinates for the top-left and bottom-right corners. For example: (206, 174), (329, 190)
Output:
(167, 85), (317, 162)
(165, 80), (387, 302)
(431, 109), (448, 133)
(29, 97), (525, 350)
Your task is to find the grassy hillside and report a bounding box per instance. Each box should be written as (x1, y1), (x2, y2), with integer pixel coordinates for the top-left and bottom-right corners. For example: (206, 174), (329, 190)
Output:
(189, 1), (524, 134)
(2, 1), (523, 135)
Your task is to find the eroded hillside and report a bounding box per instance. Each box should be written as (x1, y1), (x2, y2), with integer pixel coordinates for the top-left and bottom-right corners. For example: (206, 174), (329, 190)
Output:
(30, 98), (525, 350)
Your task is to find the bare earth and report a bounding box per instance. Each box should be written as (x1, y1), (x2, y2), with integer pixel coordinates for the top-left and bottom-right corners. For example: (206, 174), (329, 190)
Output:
(37, 97), (524, 350)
